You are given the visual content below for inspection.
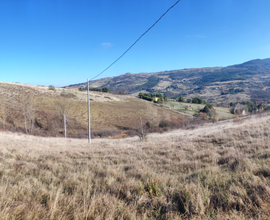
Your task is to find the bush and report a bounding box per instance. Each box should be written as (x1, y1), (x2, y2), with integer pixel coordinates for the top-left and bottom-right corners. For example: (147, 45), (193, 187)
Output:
(48, 85), (55, 91)
(126, 129), (136, 137)
(60, 92), (77, 99)
(90, 88), (102, 92)
(192, 97), (205, 104)
(159, 120), (172, 128)
(102, 87), (109, 93)
(91, 130), (117, 138)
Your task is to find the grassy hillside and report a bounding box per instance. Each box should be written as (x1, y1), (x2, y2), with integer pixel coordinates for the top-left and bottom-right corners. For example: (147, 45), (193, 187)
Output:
(163, 101), (235, 119)
(0, 83), (184, 137)
(67, 58), (270, 104)
(1, 113), (270, 219)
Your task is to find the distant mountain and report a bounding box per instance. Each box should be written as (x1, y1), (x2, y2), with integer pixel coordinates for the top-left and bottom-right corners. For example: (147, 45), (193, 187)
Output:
(233, 58), (270, 72)
(67, 58), (270, 104)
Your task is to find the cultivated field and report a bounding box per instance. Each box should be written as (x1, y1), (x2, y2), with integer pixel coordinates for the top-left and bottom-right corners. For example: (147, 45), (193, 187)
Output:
(0, 113), (270, 219)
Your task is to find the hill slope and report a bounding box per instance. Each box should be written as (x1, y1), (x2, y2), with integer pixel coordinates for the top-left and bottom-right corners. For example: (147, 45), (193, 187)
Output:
(0, 82), (184, 137)
(1, 113), (270, 219)
(68, 58), (270, 104)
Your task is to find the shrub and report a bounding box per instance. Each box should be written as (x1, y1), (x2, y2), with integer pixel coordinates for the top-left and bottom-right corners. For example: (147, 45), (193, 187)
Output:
(60, 92), (77, 99)
(91, 130), (117, 138)
(192, 97), (205, 104)
(159, 120), (172, 128)
(126, 129), (136, 137)
(102, 87), (109, 93)
(90, 88), (102, 92)
(48, 85), (55, 91)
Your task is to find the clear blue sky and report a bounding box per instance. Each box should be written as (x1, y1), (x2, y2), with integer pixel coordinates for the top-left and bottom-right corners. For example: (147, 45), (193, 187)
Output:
(1, 0), (270, 87)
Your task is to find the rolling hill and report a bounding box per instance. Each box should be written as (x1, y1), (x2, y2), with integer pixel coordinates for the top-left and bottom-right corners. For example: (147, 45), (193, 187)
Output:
(68, 58), (270, 104)
(1, 112), (270, 219)
(0, 82), (185, 137)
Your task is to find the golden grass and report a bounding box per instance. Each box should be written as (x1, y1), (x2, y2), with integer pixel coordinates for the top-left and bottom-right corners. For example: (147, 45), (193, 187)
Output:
(34, 96), (184, 132)
(0, 82), (184, 134)
(0, 114), (270, 219)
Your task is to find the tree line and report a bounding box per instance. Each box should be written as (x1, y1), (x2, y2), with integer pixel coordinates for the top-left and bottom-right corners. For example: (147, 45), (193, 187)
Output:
(177, 95), (206, 104)
(79, 87), (109, 93)
(138, 93), (168, 103)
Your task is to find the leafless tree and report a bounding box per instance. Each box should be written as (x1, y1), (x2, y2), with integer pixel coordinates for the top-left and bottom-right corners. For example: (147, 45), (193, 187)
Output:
(135, 105), (156, 142)
(0, 100), (6, 129)
(52, 97), (77, 137)
(20, 92), (35, 133)
(135, 117), (151, 142)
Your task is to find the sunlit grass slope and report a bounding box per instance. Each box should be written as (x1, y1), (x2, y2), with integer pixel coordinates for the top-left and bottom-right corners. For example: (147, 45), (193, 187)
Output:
(0, 114), (270, 219)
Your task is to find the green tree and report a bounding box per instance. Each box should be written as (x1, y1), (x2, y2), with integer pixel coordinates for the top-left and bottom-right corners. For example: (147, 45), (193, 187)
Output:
(178, 95), (184, 102)
(192, 97), (205, 104)
(102, 87), (109, 93)
(203, 105), (210, 114)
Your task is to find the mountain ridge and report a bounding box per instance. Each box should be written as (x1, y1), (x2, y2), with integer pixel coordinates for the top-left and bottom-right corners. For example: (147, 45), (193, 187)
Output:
(68, 58), (270, 104)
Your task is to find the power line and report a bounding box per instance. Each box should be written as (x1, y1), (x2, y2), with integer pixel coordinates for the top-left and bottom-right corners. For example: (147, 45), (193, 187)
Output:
(89, 0), (181, 81)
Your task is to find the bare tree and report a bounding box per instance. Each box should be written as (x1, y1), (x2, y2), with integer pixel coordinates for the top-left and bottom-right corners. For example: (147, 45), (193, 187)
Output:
(52, 97), (76, 137)
(135, 117), (152, 142)
(135, 105), (156, 142)
(20, 92), (35, 133)
(0, 100), (6, 129)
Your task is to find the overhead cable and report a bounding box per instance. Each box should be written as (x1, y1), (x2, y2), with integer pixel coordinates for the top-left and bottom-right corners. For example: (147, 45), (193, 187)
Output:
(89, 0), (181, 81)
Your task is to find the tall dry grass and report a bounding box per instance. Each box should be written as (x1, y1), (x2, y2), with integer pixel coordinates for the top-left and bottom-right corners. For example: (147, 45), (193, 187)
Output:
(0, 115), (270, 219)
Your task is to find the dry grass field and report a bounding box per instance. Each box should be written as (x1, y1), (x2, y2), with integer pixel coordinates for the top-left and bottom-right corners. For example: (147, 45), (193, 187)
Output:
(0, 83), (184, 136)
(1, 113), (270, 219)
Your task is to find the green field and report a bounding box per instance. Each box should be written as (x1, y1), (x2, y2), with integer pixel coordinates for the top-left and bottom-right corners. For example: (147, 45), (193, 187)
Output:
(166, 101), (235, 119)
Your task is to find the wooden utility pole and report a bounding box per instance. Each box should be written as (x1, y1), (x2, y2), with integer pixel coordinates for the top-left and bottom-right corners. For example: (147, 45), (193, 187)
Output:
(87, 79), (91, 144)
